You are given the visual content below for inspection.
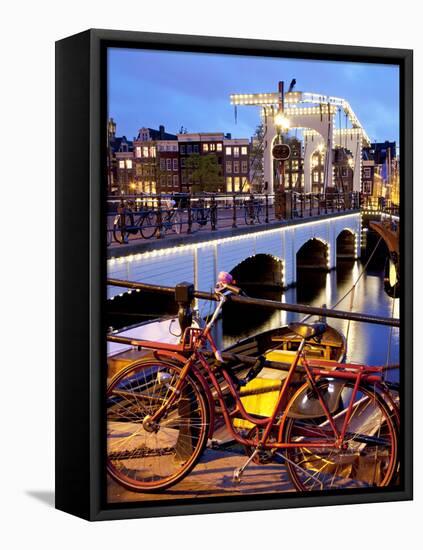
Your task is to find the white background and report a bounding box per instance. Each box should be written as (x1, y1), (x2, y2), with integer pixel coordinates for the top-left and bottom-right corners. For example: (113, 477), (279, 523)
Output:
(1, 1), (420, 548)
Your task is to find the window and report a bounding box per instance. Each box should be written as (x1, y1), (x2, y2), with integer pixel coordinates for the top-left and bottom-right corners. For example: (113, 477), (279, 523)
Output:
(173, 158), (178, 170)
(167, 175), (172, 187)
(226, 161), (232, 173)
(313, 171), (320, 182)
(217, 143), (222, 152)
(233, 147), (239, 157)
(342, 167), (348, 177)
(142, 146), (149, 158)
(364, 167), (371, 178)
(173, 175), (179, 187)
(193, 144), (199, 153)
(135, 147), (141, 158)
(181, 158), (186, 168)
(241, 146), (248, 156)
(209, 143), (216, 151)
(241, 160), (248, 173)
(233, 161), (239, 173)
(242, 177), (249, 191)
(118, 160), (125, 169)
(203, 143), (209, 152)
(226, 177), (232, 192)
(233, 177), (241, 192)
(166, 158), (172, 171)
(187, 145), (193, 154)
(150, 146), (156, 157)
(225, 147), (232, 155)
(291, 160), (299, 171)
(160, 158), (166, 171)
(180, 145), (186, 154)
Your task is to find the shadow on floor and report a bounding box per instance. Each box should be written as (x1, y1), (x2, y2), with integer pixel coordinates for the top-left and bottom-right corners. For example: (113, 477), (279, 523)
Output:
(26, 490), (55, 508)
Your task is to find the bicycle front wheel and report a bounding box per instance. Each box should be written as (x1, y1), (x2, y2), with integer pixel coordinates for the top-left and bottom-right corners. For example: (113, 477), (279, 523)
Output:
(107, 359), (210, 492)
(139, 212), (157, 239)
(281, 381), (398, 491)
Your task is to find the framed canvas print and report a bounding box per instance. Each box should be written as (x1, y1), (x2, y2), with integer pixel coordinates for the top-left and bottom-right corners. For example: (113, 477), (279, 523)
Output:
(55, 29), (413, 521)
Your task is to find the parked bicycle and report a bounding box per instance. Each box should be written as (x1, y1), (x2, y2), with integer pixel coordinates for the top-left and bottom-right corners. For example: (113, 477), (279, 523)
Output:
(244, 195), (262, 225)
(107, 273), (398, 492)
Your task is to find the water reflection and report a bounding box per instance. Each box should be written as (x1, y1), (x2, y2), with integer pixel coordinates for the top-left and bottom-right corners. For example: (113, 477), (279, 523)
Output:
(221, 260), (399, 377)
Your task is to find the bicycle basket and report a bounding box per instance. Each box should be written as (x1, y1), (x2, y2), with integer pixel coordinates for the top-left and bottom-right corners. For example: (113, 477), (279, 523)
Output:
(287, 379), (346, 419)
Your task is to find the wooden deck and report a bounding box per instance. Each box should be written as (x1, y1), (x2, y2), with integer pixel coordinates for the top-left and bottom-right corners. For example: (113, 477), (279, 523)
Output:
(107, 446), (294, 503)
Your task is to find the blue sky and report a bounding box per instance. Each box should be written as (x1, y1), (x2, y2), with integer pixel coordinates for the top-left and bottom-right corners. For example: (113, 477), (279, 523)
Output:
(108, 48), (399, 145)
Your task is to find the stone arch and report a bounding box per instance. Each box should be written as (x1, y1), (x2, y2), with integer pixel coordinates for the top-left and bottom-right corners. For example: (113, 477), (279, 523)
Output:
(230, 253), (284, 290)
(296, 238), (329, 272)
(336, 228), (357, 259)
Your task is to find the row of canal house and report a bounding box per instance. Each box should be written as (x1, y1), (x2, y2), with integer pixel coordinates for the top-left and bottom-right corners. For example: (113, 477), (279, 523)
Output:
(108, 119), (250, 195)
(108, 118), (397, 200)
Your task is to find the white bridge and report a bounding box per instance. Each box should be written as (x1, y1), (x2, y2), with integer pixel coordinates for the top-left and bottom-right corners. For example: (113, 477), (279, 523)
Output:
(107, 212), (361, 300)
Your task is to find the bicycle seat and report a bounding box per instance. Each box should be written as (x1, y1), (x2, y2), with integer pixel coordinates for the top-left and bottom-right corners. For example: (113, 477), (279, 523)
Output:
(288, 322), (327, 340)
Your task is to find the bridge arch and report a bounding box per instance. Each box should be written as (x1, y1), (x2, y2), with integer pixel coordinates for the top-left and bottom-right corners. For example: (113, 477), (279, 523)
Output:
(296, 238), (329, 272)
(230, 253), (284, 291)
(336, 228), (357, 259)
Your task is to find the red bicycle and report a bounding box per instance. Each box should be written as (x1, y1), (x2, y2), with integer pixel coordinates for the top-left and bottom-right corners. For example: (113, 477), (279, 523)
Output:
(107, 278), (399, 493)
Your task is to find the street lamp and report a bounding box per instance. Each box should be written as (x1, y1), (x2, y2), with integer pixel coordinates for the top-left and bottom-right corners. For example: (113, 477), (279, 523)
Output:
(274, 111), (290, 135)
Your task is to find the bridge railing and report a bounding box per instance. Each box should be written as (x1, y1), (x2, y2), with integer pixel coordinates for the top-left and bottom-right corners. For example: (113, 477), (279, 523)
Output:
(360, 195), (400, 216)
(106, 190), (360, 246)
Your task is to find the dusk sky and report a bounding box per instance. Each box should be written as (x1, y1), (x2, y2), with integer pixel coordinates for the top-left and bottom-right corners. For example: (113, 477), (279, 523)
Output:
(108, 48), (399, 145)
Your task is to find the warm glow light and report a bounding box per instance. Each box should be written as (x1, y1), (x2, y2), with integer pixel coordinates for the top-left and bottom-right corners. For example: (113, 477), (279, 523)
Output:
(274, 112), (290, 131)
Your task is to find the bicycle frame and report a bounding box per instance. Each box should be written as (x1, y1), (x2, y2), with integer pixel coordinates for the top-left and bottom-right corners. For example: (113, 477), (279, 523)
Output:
(109, 294), (392, 453)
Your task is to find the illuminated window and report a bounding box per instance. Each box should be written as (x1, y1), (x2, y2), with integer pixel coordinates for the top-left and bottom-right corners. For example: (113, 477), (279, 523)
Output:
(209, 143), (216, 151)
(233, 161), (239, 173)
(242, 177), (249, 191)
(151, 181), (156, 194)
(126, 160), (132, 169)
(203, 143), (209, 152)
(173, 158), (178, 170)
(135, 147), (141, 158)
(226, 147), (232, 155)
(226, 177), (232, 192)
(143, 146), (149, 157)
(241, 161), (248, 173)
(292, 160), (299, 170)
(233, 177), (241, 191)
(150, 146), (156, 157)
(313, 171), (320, 182)
(119, 160), (125, 169)
(217, 143), (222, 151)
(241, 146), (248, 155)
(226, 161), (232, 173)
(166, 158), (172, 171)
(233, 147), (239, 157)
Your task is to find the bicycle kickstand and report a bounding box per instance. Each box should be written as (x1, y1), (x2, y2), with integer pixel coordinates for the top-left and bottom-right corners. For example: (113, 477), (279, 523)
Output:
(233, 448), (259, 484)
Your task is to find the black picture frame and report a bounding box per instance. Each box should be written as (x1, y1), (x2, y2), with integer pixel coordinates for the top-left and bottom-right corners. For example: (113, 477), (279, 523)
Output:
(55, 28), (413, 521)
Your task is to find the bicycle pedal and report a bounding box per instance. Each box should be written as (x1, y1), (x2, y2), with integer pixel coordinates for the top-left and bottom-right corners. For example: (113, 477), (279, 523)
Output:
(233, 468), (242, 484)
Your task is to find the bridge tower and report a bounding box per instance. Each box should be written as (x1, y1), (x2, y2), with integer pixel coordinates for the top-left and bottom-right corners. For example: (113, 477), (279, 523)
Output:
(230, 85), (371, 194)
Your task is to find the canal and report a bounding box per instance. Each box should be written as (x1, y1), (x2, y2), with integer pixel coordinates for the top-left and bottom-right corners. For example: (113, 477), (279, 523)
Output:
(219, 258), (399, 380)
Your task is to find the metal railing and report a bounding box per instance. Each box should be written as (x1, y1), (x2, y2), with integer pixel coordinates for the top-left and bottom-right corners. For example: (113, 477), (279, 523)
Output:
(107, 191), (361, 246)
(107, 278), (399, 328)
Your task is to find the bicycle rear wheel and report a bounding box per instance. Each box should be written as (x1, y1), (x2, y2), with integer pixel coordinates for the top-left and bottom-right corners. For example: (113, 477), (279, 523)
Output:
(281, 381), (398, 491)
(107, 359), (209, 492)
